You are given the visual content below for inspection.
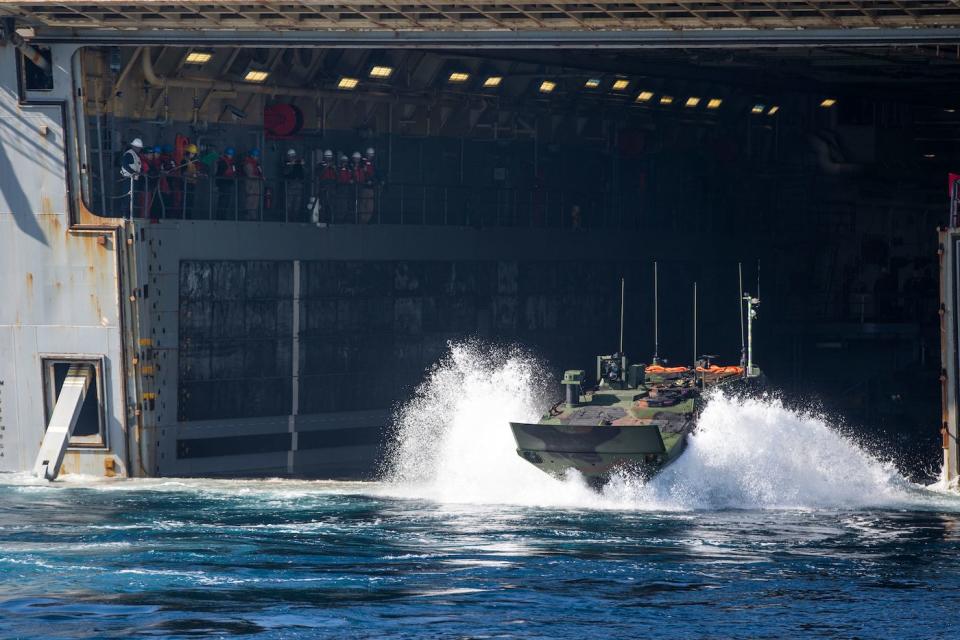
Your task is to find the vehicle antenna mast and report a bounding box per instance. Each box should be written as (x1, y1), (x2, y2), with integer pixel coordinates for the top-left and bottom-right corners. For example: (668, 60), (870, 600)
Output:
(619, 277), (625, 354)
(693, 281), (698, 369)
(653, 262), (660, 365)
(738, 262), (745, 367)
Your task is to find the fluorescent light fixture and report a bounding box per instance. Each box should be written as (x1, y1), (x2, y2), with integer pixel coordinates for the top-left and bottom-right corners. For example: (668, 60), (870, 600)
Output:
(751, 103), (766, 114)
(636, 91), (654, 103)
(659, 95), (674, 105)
(369, 65), (394, 79)
(767, 105), (780, 115)
(706, 98), (722, 109)
(539, 80), (557, 94)
(820, 98), (836, 108)
(924, 153), (936, 158)
(337, 76), (359, 90)
(685, 97), (701, 108)
(483, 76), (503, 88)
(448, 71), (470, 84)
(184, 51), (212, 65)
(611, 79), (630, 91)
(244, 70), (269, 83)
(584, 78), (602, 89)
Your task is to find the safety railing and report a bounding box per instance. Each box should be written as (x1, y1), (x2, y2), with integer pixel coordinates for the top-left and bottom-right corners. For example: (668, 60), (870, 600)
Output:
(102, 172), (637, 230)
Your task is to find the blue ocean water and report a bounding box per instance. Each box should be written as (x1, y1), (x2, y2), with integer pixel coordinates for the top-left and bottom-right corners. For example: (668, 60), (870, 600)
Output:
(1, 478), (960, 639)
(3, 347), (960, 639)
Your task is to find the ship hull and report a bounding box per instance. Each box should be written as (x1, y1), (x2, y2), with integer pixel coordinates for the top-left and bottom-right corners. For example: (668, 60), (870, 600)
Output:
(509, 420), (692, 483)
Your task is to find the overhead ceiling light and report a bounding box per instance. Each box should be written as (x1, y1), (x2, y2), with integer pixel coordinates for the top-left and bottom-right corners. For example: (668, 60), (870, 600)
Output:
(483, 76), (503, 88)
(706, 98), (722, 109)
(685, 97), (701, 108)
(659, 95), (674, 105)
(447, 71), (470, 84)
(184, 51), (213, 65)
(820, 98), (837, 108)
(945, 108), (957, 113)
(611, 79), (630, 91)
(767, 105), (780, 115)
(244, 69), (269, 83)
(539, 80), (557, 94)
(337, 76), (359, 90)
(584, 78), (602, 89)
(924, 153), (936, 158)
(636, 91), (654, 103)
(369, 65), (394, 79)
(751, 103), (766, 114)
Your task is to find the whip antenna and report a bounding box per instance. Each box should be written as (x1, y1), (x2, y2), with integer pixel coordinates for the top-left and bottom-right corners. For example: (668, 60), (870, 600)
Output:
(653, 262), (660, 364)
(619, 277), (625, 354)
(738, 262), (745, 366)
(756, 259), (761, 302)
(693, 281), (698, 368)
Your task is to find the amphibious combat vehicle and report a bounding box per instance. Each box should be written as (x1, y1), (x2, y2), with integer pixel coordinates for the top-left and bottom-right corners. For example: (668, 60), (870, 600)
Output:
(510, 286), (763, 485)
(510, 356), (759, 484)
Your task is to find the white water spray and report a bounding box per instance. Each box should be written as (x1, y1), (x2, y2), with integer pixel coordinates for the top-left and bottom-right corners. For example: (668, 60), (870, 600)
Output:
(384, 342), (949, 510)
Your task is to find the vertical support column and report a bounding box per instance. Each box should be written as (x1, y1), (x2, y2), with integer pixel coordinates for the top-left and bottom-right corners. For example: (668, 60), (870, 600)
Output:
(939, 230), (959, 485)
(288, 260), (301, 475)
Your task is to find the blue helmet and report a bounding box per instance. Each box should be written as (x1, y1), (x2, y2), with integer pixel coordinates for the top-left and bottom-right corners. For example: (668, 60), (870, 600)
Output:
(162, 144), (173, 153)
(151, 145), (162, 153)
(225, 147), (236, 156)
(248, 148), (260, 158)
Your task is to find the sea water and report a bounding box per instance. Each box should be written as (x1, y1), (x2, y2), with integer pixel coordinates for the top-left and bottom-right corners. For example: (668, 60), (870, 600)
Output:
(2, 343), (960, 639)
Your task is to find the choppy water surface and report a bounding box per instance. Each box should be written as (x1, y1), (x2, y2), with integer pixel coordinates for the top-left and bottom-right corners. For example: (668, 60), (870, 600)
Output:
(3, 345), (960, 639)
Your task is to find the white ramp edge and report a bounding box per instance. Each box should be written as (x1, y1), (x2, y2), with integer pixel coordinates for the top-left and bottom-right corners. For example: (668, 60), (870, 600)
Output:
(32, 364), (93, 481)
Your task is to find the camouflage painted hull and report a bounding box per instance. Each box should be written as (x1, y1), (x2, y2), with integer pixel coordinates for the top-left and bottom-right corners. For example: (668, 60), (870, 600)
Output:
(509, 419), (693, 484)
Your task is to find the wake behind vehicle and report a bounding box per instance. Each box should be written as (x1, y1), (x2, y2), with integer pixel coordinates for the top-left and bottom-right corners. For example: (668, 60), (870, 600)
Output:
(510, 275), (763, 485)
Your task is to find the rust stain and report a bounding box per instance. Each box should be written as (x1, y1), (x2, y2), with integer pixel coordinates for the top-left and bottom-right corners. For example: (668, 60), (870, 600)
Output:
(25, 272), (33, 288)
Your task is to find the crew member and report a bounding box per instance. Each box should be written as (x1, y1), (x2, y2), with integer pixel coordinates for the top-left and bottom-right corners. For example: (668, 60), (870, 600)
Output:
(158, 143), (177, 218)
(119, 138), (144, 218)
(315, 149), (337, 223)
(145, 146), (162, 219)
(282, 148), (305, 222)
(242, 148), (263, 220)
(335, 153), (355, 222)
(181, 143), (202, 219)
(359, 148), (377, 223)
(216, 147), (237, 219)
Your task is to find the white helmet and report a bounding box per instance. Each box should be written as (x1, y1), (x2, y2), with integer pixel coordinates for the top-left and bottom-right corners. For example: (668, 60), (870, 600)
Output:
(130, 138), (144, 149)
(365, 147), (375, 157)
(351, 151), (362, 160)
(286, 148), (297, 157)
(323, 149), (334, 159)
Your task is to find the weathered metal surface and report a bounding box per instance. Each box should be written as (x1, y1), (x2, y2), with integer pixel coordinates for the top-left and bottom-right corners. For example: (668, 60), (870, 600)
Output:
(0, 42), (129, 477)
(939, 229), (959, 485)
(3, 1), (960, 32)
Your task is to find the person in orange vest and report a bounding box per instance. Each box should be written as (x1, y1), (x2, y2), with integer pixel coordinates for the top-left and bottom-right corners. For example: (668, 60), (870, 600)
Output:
(335, 152), (353, 222)
(242, 148), (263, 220)
(215, 147), (237, 219)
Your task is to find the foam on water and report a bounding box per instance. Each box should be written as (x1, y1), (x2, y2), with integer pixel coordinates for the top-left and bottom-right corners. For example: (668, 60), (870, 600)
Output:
(383, 341), (956, 511)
